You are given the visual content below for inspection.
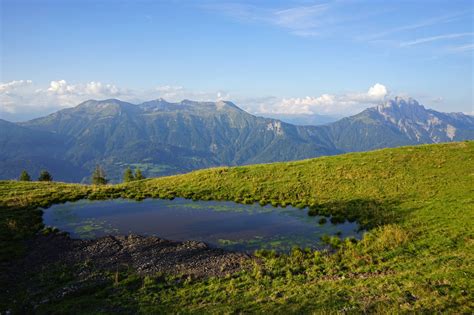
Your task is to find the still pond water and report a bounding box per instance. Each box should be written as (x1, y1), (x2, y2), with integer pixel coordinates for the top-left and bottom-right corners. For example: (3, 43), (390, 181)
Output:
(43, 198), (362, 252)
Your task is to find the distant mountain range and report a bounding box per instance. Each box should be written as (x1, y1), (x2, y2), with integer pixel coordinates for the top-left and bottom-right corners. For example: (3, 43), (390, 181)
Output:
(1, 97), (472, 182)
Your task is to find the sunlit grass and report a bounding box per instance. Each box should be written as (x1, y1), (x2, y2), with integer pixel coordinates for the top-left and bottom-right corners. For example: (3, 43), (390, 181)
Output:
(1, 141), (473, 312)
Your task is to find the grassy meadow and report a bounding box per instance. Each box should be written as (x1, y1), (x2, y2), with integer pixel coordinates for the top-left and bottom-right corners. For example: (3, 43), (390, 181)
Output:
(1, 141), (473, 313)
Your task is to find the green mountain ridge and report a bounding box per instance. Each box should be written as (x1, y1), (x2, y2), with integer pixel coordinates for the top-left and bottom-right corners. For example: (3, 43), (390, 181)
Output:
(1, 97), (472, 182)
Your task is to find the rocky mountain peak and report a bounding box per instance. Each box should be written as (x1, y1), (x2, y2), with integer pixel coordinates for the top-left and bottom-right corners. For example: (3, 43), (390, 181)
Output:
(363, 96), (474, 143)
(378, 96), (424, 111)
(375, 97), (429, 123)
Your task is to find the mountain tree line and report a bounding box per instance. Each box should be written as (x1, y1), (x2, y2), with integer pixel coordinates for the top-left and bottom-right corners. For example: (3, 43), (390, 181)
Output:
(19, 170), (52, 182)
(92, 165), (108, 185)
(123, 167), (145, 183)
(18, 166), (145, 184)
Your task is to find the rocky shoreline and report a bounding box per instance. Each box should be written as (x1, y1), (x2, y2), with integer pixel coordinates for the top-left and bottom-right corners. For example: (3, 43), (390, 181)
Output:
(13, 232), (252, 278)
(1, 233), (252, 312)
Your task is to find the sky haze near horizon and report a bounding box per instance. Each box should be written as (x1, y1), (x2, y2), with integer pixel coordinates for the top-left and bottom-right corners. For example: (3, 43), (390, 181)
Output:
(1, 0), (473, 121)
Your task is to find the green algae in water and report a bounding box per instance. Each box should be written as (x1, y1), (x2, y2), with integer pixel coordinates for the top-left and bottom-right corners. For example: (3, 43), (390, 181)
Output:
(73, 219), (119, 239)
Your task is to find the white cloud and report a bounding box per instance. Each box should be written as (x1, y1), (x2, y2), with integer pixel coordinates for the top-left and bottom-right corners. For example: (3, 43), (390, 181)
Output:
(1, 80), (132, 118)
(0, 80), (232, 120)
(357, 13), (464, 41)
(207, 2), (470, 52)
(47, 80), (74, 94)
(85, 81), (121, 96)
(447, 43), (474, 53)
(400, 32), (474, 47)
(0, 80), (33, 93)
(273, 4), (329, 33)
(203, 2), (336, 38)
(0, 80), (36, 115)
(249, 83), (390, 116)
(45, 80), (122, 97)
(367, 83), (388, 98)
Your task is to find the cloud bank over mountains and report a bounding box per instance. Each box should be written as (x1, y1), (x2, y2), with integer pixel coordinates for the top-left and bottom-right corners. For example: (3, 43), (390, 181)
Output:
(253, 83), (389, 115)
(0, 80), (404, 121)
(0, 80), (232, 120)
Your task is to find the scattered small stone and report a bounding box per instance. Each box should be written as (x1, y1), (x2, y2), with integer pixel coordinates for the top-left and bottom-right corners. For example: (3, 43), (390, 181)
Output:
(7, 233), (250, 280)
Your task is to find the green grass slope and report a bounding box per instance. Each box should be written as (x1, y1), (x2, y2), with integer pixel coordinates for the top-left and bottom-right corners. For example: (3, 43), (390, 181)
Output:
(0, 141), (473, 313)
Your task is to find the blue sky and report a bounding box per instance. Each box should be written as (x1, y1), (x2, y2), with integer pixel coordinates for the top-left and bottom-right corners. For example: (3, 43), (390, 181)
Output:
(1, 0), (473, 120)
